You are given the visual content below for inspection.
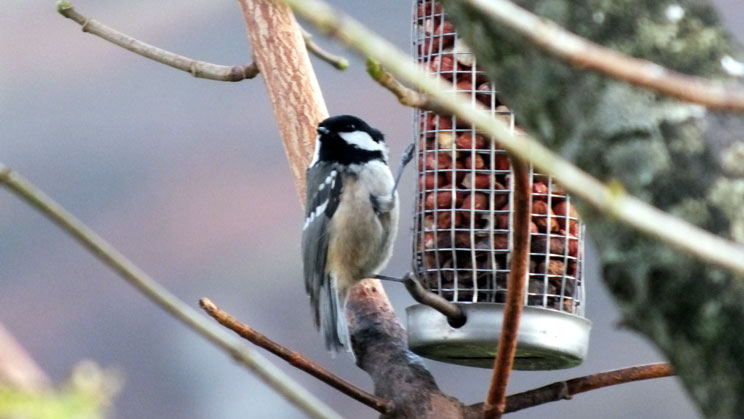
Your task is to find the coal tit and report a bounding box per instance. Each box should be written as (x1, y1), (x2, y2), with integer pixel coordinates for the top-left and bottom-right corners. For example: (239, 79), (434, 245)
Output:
(302, 115), (399, 353)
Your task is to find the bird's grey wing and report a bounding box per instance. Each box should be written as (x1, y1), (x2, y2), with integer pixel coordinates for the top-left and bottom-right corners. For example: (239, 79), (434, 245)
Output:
(301, 163), (343, 327)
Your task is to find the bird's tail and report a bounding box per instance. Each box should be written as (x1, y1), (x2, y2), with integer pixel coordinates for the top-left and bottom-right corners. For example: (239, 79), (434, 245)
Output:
(320, 277), (352, 355)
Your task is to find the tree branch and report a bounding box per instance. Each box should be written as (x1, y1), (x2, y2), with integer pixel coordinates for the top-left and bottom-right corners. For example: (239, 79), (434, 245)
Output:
(302, 28), (349, 70)
(347, 279), (469, 419)
(474, 363), (674, 414)
(0, 164), (342, 419)
(237, 0), (328, 202)
(366, 59), (437, 110)
(455, 0), (744, 112)
(281, 0), (744, 279)
(484, 157), (531, 419)
(199, 298), (394, 414)
(56, 2), (259, 82)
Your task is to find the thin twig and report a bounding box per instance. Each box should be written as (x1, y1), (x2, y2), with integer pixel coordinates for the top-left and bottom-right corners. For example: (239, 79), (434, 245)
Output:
(281, 0), (744, 279)
(0, 164), (341, 419)
(302, 27), (349, 70)
(458, 0), (744, 112)
(483, 157), (531, 419)
(402, 273), (466, 327)
(366, 59), (439, 110)
(56, 2), (258, 82)
(199, 298), (394, 414)
(495, 363), (674, 413)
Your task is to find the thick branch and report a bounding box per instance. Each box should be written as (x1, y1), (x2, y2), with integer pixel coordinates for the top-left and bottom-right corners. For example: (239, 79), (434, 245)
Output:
(237, 0), (328, 201)
(473, 363), (674, 414)
(234, 3), (462, 418)
(347, 279), (469, 419)
(282, 0), (744, 278)
(56, 2), (259, 82)
(199, 298), (393, 414)
(484, 157), (531, 419)
(0, 164), (341, 419)
(458, 0), (744, 112)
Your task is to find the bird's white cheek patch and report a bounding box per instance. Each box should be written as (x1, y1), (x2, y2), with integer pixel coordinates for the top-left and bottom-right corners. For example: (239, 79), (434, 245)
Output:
(309, 135), (322, 166)
(339, 131), (384, 153)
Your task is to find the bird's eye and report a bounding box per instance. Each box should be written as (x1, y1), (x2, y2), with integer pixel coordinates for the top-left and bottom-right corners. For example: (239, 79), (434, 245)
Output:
(346, 124), (355, 131)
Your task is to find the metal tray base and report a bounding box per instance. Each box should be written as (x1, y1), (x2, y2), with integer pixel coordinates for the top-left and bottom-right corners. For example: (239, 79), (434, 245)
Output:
(406, 303), (592, 370)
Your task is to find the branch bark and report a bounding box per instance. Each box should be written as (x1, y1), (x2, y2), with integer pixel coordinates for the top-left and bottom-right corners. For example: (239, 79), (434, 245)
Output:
(235, 2), (469, 417)
(496, 363), (674, 413)
(346, 280), (470, 419)
(237, 0), (328, 201)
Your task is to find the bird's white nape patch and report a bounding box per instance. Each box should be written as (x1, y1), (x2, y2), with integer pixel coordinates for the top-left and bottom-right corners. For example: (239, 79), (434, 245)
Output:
(309, 135), (322, 166)
(339, 131), (385, 153)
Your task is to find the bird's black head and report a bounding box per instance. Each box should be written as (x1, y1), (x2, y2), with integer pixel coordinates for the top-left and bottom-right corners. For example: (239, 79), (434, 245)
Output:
(314, 115), (387, 166)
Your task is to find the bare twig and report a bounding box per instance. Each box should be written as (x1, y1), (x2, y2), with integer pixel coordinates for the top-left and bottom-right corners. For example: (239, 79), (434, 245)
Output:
(366, 59), (438, 110)
(56, 2), (259, 82)
(199, 298), (394, 414)
(302, 28), (349, 70)
(0, 164), (341, 419)
(402, 273), (466, 327)
(494, 363), (674, 413)
(484, 157), (531, 419)
(281, 0), (744, 279)
(456, 0), (744, 112)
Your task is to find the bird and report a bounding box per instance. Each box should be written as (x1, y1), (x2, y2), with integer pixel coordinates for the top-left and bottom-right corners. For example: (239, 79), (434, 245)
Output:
(302, 114), (399, 354)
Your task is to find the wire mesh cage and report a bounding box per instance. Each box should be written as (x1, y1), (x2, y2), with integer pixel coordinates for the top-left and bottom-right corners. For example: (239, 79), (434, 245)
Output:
(406, 0), (591, 370)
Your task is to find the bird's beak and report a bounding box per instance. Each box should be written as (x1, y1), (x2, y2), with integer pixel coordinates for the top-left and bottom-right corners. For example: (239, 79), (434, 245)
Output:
(316, 126), (330, 135)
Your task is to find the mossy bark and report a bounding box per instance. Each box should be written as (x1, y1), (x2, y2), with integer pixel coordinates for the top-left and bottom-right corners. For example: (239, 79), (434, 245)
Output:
(440, 1), (744, 417)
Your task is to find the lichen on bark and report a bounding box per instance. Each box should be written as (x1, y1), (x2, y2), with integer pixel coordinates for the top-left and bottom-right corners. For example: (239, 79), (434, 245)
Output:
(440, 0), (744, 417)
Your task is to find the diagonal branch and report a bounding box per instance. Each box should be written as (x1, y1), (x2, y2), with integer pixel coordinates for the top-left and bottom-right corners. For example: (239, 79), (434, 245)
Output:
(469, 363), (674, 414)
(366, 59), (437, 110)
(483, 157), (531, 419)
(283, 0), (744, 279)
(0, 164), (342, 419)
(56, 2), (259, 82)
(302, 28), (349, 70)
(457, 0), (744, 112)
(199, 298), (394, 414)
(56, 1), (349, 82)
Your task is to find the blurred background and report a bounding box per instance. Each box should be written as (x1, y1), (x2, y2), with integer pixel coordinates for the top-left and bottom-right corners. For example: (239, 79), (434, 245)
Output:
(2, 1), (742, 418)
